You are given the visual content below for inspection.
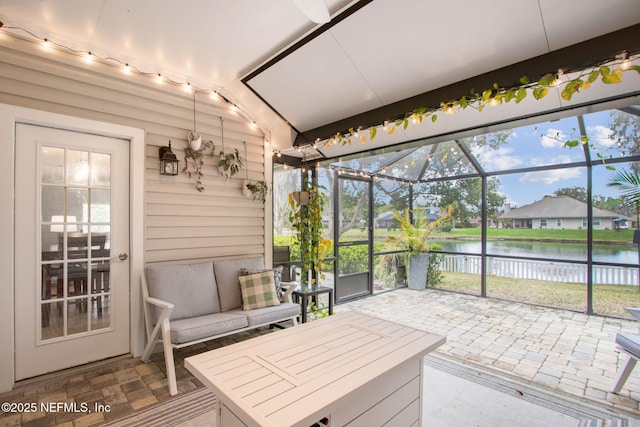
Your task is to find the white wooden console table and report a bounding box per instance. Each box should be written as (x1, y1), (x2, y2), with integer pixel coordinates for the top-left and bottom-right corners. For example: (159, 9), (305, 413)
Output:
(185, 311), (445, 427)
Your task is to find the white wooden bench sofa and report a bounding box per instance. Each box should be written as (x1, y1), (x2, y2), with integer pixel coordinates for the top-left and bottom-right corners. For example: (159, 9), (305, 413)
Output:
(141, 257), (300, 395)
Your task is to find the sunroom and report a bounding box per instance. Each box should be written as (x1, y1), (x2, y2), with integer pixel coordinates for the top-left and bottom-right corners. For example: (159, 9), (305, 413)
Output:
(273, 97), (640, 317)
(1, 0), (640, 422)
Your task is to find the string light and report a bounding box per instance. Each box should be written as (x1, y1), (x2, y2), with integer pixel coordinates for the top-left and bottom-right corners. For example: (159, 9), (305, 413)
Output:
(551, 69), (564, 87)
(0, 21), (266, 137)
(618, 52), (631, 70)
(41, 38), (52, 52)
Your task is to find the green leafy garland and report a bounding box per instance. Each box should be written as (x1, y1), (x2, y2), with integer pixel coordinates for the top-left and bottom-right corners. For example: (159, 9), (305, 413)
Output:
(324, 57), (640, 150)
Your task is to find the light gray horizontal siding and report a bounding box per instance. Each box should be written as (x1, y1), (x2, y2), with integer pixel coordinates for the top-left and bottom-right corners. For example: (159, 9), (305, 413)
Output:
(0, 35), (268, 266)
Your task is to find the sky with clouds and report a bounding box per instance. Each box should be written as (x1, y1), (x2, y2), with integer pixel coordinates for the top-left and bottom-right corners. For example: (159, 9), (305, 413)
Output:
(471, 108), (627, 208)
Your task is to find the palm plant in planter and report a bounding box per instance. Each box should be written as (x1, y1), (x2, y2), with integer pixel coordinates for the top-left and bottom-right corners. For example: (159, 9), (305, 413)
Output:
(387, 206), (453, 290)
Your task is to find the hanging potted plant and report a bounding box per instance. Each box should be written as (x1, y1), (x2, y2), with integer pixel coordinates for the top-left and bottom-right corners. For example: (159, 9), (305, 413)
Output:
(387, 206), (453, 290)
(244, 180), (271, 203)
(240, 141), (271, 202)
(217, 117), (244, 180)
(218, 148), (244, 179)
(182, 140), (214, 192)
(182, 94), (215, 191)
(288, 180), (331, 285)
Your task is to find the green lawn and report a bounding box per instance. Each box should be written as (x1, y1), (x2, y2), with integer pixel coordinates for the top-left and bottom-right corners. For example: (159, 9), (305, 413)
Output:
(356, 227), (635, 245)
(435, 271), (640, 318)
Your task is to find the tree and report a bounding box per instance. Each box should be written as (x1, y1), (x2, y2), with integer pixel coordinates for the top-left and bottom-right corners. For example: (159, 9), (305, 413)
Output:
(608, 109), (640, 171)
(607, 169), (640, 227)
(422, 177), (505, 226)
(553, 187), (588, 203)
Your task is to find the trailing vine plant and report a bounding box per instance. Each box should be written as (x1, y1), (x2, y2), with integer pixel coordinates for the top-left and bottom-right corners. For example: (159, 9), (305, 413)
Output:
(182, 140), (214, 192)
(217, 116), (245, 180)
(287, 180), (331, 285)
(317, 55), (640, 161)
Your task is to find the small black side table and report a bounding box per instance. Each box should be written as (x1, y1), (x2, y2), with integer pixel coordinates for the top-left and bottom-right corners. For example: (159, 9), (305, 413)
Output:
(292, 284), (334, 323)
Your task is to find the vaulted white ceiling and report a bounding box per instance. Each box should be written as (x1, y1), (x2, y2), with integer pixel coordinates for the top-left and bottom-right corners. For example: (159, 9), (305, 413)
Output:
(1, 0), (639, 157)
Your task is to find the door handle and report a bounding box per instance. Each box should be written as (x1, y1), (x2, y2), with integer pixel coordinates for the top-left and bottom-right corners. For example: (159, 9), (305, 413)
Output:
(110, 253), (128, 262)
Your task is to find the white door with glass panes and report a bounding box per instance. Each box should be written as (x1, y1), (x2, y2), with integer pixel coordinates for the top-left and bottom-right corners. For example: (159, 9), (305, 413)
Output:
(14, 124), (130, 380)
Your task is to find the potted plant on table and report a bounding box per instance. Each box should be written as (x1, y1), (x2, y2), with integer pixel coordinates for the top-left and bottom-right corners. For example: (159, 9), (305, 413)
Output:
(387, 206), (453, 290)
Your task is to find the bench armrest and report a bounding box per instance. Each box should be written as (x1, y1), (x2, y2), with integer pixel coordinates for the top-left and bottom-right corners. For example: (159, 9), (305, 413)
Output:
(145, 296), (174, 311)
(280, 281), (298, 304)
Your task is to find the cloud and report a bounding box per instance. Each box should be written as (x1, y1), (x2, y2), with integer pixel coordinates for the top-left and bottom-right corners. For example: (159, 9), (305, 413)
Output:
(530, 154), (577, 167)
(519, 168), (582, 185)
(540, 128), (567, 148)
(587, 124), (615, 147)
(473, 146), (523, 170)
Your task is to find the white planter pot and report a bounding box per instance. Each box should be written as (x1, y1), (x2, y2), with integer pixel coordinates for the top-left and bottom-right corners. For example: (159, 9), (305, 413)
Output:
(408, 253), (428, 290)
(188, 132), (202, 151)
(242, 180), (252, 198)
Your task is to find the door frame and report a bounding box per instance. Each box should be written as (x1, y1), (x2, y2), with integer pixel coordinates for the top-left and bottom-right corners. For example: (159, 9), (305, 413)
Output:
(0, 104), (145, 392)
(334, 174), (373, 303)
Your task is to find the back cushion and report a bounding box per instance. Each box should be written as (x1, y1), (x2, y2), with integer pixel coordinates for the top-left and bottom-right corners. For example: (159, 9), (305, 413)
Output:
(214, 257), (264, 311)
(146, 261), (221, 322)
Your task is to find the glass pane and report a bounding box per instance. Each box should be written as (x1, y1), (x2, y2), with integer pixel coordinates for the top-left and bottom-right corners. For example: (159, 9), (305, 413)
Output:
(66, 234), (88, 259)
(374, 252), (406, 291)
(67, 150), (89, 185)
(486, 257), (586, 311)
(41, 263), (62, 300)
(373, 178), (409, 251)
(66, 188), (88, 228)
(317, 167), (334, 250)
(90, 189), (110, 223)
(318, 259), (334, 289)
(68, 299), (88, 335)
(91, 228), (110, 258)
(92, 261), (110, 295)
(492, 168), (587, 261)
(594, 281), (640, 318)
(41, 302), (64, 340)
(41, 225), (62, 256)
(91, 152), (111, 186)
(338, 245), (368, 275)
(91, 296), (110, 330)
(420, 140), (477, 180)
(437, 255), (482, 295)
(591, 163), (637, 263)
(273, 166), (301, 260)
(467, 116), (585, 172)
(583, 106), (640, 161)
(41, 186), (65, 223)
(414, 178), (481, 253)
(67, 261), (88, 296)
(338, 179), (369, 243)
(41, 146), (64, 184)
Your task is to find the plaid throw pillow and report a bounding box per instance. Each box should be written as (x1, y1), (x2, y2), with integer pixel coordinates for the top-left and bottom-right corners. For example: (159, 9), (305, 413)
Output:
(241, 266), (285, 302)
(238, 270), (281, 310)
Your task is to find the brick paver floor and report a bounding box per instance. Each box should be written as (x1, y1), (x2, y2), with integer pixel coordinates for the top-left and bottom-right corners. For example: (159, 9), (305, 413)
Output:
(1, 287), (639, 426)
